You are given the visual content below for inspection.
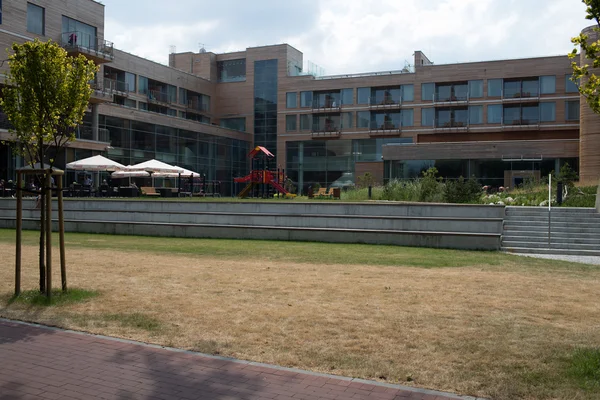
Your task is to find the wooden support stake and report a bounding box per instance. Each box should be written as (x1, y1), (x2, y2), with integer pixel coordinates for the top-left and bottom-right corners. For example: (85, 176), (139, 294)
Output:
(45, 173), (52, 299)
(15, 172), (23, 297)
(57, 176), (67, 291)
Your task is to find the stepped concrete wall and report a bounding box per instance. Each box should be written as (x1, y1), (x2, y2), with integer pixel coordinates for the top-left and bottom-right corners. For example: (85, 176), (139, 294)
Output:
(0, 199), (505, 250)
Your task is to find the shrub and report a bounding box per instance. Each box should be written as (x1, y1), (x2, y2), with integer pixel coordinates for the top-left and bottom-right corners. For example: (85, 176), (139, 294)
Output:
(419, 167), (444, 202)
(444, 176), (482, 204)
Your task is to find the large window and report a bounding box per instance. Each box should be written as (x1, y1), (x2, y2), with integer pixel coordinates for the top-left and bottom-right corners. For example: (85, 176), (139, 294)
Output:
(566, 74), (579, 93)
(421, 108), (434, 126)
(357, 111), (370, 128)
(124, 72), (136, 93)
(504, 105), (539, 125)
(565, 100), (580, 121)
(138, 76), (148, 95)
(300, 91), (312, 107)
(220, 117), (246, 132)
(341, 88), (353, 105)
(421, 83), (434, 101)
(27, 3), (44, 35)
(469, 105), (483, 124)
(286, 115), (297, 131)
(487, 104), (502, 124)
(62, 16), (97, 50)
(402, 109), (414, 127)
(402, 85), (414, 102)
(539, 102), (556, 122)
(468, 80), (483, 98)
(504, 79), (539, 98)
(436, 107), (468, 127)
(300, 114), (311, 130)
(286, 92), (297, 108)
(357, 87), (370, 104)
(341, 112), (353, 128)
(540, 76), (556, 94)
(488, 79), (502, 97)
(217, 59), (246, 83)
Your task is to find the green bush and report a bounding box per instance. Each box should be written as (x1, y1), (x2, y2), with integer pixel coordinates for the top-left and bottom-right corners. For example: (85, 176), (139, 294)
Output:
(444, 176), (482, 204)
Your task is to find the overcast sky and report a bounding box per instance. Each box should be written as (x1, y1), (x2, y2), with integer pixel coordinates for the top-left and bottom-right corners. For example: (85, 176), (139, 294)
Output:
(99, 0), (592, 76)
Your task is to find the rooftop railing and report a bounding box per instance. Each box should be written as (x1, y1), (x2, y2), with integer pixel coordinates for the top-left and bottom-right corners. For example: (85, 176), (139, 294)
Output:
(62, 31), (114, 60)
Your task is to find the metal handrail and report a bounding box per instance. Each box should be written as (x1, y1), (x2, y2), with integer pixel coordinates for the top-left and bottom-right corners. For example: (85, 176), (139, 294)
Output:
(61, 31), (114, 59)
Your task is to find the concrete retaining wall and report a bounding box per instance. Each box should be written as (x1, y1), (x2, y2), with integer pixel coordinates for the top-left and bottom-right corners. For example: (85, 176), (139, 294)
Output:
(0, 199), (504, 250)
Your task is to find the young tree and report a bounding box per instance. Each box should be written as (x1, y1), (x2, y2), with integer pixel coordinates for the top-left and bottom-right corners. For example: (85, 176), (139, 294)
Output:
(0, 39), (97, 293)
(570, 0), (600, 112)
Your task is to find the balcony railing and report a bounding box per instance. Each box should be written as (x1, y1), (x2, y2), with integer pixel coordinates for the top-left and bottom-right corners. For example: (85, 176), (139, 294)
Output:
(434, 93), (469, 103)
(103, 78), (129, 93)
(503, 118), (540, 126)
(148, 89), (170, 104)
(75, 126), (110, 142)
(502, 90), (540, 101)
(61, 31), (114, 60)
(187, 97), (209, 112)
(368, 121), (401, 136)
(369, 96), (402, 108)
(311, 100), (342, 112)
(435, 119), (469, 129)
(311, 123), (341, 139)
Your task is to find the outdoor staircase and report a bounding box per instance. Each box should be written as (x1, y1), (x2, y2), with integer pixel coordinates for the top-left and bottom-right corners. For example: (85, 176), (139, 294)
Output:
(502, 206), (600, 256)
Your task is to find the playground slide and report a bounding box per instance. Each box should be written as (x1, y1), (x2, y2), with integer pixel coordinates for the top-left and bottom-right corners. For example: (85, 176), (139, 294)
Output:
(270, 180), (288, 195)
(234, 174), (252, 183)
(238, 182), (255, 198)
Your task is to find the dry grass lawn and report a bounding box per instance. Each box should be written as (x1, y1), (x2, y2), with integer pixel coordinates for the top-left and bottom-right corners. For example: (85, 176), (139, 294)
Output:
(1, 240), (600, 400)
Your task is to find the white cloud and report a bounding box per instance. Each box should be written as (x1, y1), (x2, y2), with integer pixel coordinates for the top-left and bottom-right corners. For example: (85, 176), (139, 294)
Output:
(103, 0), (590, 75)
(105, 18), (220, 64)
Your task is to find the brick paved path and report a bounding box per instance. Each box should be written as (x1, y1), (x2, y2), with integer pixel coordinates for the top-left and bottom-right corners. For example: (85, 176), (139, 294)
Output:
(0, 319), (478, 400)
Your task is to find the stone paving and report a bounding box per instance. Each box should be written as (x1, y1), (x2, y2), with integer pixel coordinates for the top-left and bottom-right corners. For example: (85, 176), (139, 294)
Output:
(0, 319), (482, 400)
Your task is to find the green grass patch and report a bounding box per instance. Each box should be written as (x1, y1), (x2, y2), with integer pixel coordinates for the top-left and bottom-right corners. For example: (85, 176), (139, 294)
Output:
(569, 347), (600, 390)
(0, 229), (595, 270)
(9, 288), (98, 306)
(100, 312), (162, 332)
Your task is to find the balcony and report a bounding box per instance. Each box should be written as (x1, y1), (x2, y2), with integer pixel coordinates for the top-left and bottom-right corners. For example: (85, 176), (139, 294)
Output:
(434, 119), (469, 132)
(433, 93), (469, 105)
(148, 89), (171, 104)
(502, 118), (540, 129)
(62, 31), (114, 64)
(187, 97), (209, 113)
(312, 94), (342, 113)
(368, 121), (401, 137)
(88, 82), (113, 104)
(369, 95), (402, 110)
(502, 91), (540, 103)
(311, 123), (341, 139)
(103, 78), (129, 95)
(75, 125), (110, 143)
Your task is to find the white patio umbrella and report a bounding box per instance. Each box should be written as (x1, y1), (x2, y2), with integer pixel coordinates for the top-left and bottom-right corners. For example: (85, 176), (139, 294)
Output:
(152, 166), (200, 178)
(66, 155), (125, 172)
(127, 159), (184, 174)
(110, 168), (150, 178)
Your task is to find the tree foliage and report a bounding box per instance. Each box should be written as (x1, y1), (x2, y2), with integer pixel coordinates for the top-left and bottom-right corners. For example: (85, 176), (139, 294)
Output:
(570, 0), (600, 113)
(0, 39), (97, 166)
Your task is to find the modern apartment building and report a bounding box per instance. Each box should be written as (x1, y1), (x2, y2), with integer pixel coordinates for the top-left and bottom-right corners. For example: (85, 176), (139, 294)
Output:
(1, 0), (598, 195)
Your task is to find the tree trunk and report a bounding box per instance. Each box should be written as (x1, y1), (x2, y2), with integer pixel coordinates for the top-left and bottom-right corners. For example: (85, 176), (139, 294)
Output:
(38, 185), (46, 293)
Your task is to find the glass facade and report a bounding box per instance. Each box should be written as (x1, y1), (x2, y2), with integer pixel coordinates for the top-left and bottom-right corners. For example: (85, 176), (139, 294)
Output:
(27, 3), (44, 35)
(254, 59), (278, 156)
(100, 115), (249, 196)
(217, 59), (246, 83)
(488, 79), (502, 97)
(286, 92), (297, 108)
(286, 138), (412, 194)
(62, 16), (96, 50)
(220, 117), (246, 132)
(384, 158), (578, 187)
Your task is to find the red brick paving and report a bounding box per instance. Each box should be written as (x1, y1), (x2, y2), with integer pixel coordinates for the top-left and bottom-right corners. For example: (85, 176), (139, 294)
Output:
(0, 319), (476, 400)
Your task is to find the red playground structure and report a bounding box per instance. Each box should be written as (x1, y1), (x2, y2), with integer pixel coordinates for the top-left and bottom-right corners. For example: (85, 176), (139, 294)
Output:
(234, 146), (289, 198)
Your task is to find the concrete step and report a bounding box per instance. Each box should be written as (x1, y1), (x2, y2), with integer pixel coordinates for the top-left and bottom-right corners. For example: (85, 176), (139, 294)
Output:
(502, 246), (600, 257)
(501, 240), (600, 251)
(0, 217), (502, 251)
(502, 235), (600, 245)
(502, 224), (600, 234)
(0, 209), (503, 234)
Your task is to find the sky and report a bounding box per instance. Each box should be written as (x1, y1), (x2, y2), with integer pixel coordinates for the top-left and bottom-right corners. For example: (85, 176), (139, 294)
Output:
(99, 0), (592, 76)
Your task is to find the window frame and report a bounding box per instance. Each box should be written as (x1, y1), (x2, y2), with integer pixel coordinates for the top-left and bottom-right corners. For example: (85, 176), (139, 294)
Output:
(565, 100), (580, 121)
(539, 75), (556, 95)
(487, 104), (503, 124)
(539, 102), (556, 122)
(27, 2), (45, 36)
(285, 115), (297, 132)
(286, 92), (297, 109)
